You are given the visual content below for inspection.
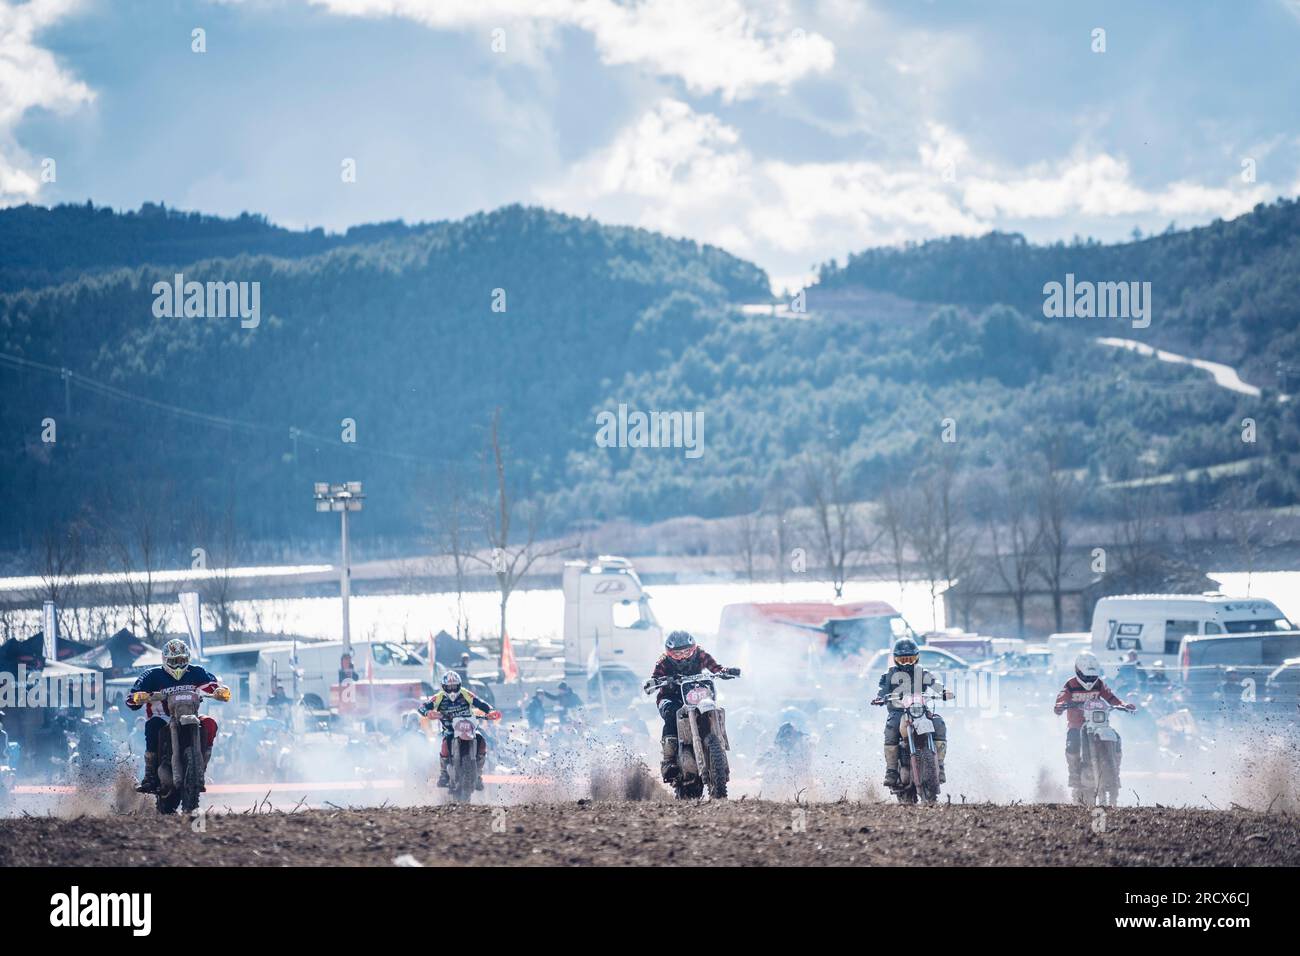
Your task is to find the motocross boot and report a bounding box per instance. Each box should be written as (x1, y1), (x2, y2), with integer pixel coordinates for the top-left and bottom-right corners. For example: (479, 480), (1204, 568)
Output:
(936, 740), (948, 784)
(475, 754), (486, 791)
(1066, 752), (1082, 788)
(200, 744), (213, 792)
(883, 745), (900, 789)
(136, 751), (160, 794)
(436, 757), (450, 788)
(660, 736), (680, 783)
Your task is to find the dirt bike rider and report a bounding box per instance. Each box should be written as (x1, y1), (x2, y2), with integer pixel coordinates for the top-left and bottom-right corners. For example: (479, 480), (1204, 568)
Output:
(418, 670), (500, 790)
(1053, 651), (1135, 789)
(126, 638), (227, 794)
(643, 630), (740, 783)
(875, 637), (954, 789)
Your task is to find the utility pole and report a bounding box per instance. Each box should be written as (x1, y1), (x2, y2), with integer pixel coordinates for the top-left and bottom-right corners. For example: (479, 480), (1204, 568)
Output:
(314, 482), (364, 657)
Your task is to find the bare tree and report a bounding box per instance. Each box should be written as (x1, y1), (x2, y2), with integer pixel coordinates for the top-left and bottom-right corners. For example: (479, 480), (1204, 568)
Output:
(1105, 475), (1171, 589)
(800, 445), (871, 598)
(877, 481), (916, 596)
(428, 466), (478, 641)
(730, 508), (764, 582)
(907, 453), (976, 632)
(984, 469), (1044, 639)
(191, 492), (243, 644)
(465, 410), (577, 651)
(1034, 453), (1078, 633)
(1213, 483), (1275, 596)
(37, 520), (87, 642)
(105, 488), (173, 646)
(764, 468), (797, 584)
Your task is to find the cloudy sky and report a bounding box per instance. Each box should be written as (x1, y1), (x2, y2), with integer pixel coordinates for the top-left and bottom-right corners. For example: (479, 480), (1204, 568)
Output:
(4, 0), (1300, 289)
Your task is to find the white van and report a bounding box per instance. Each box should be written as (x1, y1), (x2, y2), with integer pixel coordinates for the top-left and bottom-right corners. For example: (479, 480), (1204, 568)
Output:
(253, 639), (432, 709)
(1089, 594), (1294, 667)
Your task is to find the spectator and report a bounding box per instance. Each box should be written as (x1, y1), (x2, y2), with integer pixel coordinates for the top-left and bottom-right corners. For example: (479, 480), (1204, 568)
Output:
(267, 682), (291, 718)
(541, 681), (584, 723)
(338, 653), (359, 684)
(524, 690), (546, 731)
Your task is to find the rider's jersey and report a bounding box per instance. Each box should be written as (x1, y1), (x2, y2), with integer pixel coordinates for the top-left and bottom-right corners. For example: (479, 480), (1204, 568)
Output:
(1053, 676), (1126, 729)
(877, 665), (943, 711)
(125, 665), (221, 720)
(418, 688), (493, 731)
(650, 648), (723, 705)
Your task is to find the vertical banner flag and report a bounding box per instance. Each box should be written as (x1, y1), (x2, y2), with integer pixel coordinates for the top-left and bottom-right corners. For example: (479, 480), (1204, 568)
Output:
(177, 591), (203, 659)
(586, 631), (600, 681)
(43, 600), (58, 663)
(501, 629), (520, 683)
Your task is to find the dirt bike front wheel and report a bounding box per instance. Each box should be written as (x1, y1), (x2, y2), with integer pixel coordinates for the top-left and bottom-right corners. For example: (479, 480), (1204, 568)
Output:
(706, 735), (729, 799)
(182, 739), (202, 814)
(916, 749), (941, 804)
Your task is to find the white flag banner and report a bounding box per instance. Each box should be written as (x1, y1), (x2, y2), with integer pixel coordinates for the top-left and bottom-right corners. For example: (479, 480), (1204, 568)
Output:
(586, 631), (600, 681)
(42, 600), (57, 663)
(178, 591), (203, 659)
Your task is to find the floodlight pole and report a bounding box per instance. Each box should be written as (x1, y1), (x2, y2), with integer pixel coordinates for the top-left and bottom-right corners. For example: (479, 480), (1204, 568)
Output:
(340, 505), (352, 657)
(314, 482), (365, 658)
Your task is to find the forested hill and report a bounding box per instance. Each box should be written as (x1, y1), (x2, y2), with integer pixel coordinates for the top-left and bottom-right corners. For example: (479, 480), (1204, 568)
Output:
(813, 198), (1300, 387)
(0, 202), (438, 292)
(0, 203), (768, 555)
(2, 199), (1297, 567)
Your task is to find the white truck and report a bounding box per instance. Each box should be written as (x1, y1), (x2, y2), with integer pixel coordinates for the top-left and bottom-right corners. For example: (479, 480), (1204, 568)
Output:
(1089, 593), (1294, 668)
(561, 555), (663, 705)
(194, 639), (432, 710)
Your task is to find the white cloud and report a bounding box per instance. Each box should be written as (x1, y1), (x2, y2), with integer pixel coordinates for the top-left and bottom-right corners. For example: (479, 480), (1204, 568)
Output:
(0, 0), (95, 203)
(539, 100), (1280, 289)
(306, 0), (834, 100)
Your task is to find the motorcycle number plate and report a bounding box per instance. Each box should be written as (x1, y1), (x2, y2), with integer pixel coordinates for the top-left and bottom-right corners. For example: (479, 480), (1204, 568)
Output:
(911, 717), (935, 735)
(684, 687), (711, 705)
(454, 720), (475, 740)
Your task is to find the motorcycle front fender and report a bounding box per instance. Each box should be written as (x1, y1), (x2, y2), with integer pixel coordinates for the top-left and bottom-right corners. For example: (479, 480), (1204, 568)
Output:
(689, 709), (706, 775)
(169, 722), (183, 784)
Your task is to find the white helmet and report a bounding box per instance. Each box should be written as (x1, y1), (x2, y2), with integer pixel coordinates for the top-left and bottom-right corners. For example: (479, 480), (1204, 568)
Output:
(162, 639), (192, 680)
(1074, 652), (1102, 690)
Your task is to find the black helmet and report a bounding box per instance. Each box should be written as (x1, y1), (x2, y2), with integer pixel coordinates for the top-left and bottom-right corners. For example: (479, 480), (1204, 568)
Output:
(665, 630), (697, 660)
(892, 637), (919, 667)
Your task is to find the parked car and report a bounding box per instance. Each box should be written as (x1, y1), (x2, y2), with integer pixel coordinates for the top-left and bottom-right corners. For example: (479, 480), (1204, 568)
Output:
(1178, 631), (1300, 705)
(1263, 656), (1300, 709)
(861, 645), (979, 678)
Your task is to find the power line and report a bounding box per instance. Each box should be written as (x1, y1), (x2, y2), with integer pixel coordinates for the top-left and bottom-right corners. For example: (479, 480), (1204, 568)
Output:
(0, 351), (444, 466)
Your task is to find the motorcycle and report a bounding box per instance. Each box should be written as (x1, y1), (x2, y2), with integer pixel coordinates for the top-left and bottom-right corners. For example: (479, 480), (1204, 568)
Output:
(1072, 698), (1130, 807)
(134, 684), (231, 815)
(645, 671), (739, 800)
(444, 710), (501, 803)
(873, 690), (948, 805)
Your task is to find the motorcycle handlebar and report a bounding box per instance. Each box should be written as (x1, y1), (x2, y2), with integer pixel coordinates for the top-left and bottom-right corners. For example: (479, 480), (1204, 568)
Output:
(873, 691), (949, 705)
(1063, 699), (1135, 711)
(643, 670), (740, 693)
(133, 686), (230, 705)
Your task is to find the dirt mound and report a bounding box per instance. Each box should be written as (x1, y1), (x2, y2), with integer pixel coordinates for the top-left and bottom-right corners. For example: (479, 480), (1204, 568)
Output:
(3, 800), (1297, 867)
